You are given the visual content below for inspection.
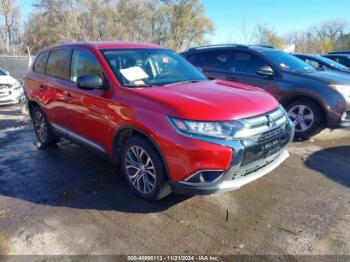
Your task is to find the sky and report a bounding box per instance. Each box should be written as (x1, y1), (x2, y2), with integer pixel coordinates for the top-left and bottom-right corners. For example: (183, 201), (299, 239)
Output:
(18, 0), (350, 44)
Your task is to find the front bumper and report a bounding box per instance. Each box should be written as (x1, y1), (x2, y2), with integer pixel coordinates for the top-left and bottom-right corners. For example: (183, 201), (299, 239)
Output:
(169, 106), (295, 195)
(0, 89), (22, 106)
(170, 149), (289, 195)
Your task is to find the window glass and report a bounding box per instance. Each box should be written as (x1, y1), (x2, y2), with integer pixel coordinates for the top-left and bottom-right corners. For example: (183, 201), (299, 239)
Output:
(33, 51), (49, 74)
(102, 49), (206, 87)
(304, 58), (321, 69)
(46, 49), (70, 79)
(71, 49), (104, 82)
(231, 52), (268, 74)
(0, 68), (6, 75)
(195, 50), (232, 70)
(263, 50), (316, 73)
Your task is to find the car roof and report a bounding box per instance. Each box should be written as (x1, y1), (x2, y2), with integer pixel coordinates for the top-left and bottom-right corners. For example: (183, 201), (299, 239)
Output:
(184, 44), (274, 53)
(324, 53), (350, 57)
(294, 53), (321, 58)
(38, 41), (168, 53)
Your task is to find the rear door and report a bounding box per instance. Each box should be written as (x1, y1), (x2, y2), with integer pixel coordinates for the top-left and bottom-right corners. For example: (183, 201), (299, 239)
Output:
(44, 48), (73, 128)
(187, 50), (233, 80)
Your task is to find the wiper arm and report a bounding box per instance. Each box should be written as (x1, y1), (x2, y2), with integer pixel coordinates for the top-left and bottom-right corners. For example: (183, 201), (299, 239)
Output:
(123, 84), (153, 88)
(164, 80), (203, 86)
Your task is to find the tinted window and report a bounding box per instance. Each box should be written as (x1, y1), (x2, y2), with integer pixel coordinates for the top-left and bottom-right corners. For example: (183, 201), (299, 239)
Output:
(0, 68), (6, 75)
(336, 57), (350, 67)
(33, 51), (49, 74)
(192, 50), (232, 70)
(46, 49), (70, 79)
(232, 52), (268, 74)
(71, 49), (104, 82)
(304, 58), (321, 69)
(263, 50), (316, 73)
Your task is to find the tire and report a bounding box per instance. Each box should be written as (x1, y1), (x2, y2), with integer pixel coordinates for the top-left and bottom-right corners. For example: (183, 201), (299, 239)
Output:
(31, 106), (60, 146)
(285, 99), (324, 140)
(120, 136), (171, 201)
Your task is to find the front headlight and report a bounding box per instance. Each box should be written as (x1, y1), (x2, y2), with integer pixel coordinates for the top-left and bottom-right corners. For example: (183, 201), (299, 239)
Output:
(169, 117), (244, 140)
(329, 84), (350, 97)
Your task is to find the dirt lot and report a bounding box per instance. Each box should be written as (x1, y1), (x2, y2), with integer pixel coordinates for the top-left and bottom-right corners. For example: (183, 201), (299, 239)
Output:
(0, 105), (349, 256)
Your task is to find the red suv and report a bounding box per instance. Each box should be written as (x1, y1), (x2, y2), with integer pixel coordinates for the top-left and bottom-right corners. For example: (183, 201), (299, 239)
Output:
(24, 42), (294, 200)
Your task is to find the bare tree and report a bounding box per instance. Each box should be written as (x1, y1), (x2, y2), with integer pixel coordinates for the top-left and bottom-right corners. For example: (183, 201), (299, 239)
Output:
(0, 0), (20, 47)
(255, 23), (285, 48)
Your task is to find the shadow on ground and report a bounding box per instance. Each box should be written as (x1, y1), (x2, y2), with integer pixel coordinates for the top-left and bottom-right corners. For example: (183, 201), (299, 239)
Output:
(305, 146), (350, 188)
(0, 108), (189, 214)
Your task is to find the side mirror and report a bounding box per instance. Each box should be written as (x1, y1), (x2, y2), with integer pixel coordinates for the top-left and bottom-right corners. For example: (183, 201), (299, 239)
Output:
(256, 66), (274, 76)
(77, 74), (104, 90)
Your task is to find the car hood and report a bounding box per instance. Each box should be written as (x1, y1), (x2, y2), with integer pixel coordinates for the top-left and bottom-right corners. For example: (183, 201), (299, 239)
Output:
(0, 75), (18, 85)
(134, 80), (279, 121)
(298, 70), (350, 84)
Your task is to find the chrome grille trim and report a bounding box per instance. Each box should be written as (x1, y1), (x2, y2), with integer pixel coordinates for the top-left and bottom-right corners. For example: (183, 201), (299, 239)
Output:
(234, 106), (289, 139)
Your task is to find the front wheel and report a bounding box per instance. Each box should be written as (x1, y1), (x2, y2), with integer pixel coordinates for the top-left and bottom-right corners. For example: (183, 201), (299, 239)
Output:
(286, 99), (324, 140)
(120, 136), (171, 201)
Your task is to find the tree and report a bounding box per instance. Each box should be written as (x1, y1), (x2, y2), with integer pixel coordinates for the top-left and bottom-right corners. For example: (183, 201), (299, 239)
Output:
(255, 23), (285, 49)
(0, 0), (20, 48)
(22, 0), (214, 54)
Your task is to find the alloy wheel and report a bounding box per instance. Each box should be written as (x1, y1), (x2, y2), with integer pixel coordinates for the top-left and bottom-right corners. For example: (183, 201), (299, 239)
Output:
(288, 105), (315, 132)
(33, 111), (48, 142)
(125, 146), (156, 194)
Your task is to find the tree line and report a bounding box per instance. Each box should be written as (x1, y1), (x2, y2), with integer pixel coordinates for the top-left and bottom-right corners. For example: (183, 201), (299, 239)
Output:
(0, 0), (349, 55)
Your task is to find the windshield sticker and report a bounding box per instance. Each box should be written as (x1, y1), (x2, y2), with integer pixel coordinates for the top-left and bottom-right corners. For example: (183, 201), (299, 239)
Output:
(120, 66), (149, 82)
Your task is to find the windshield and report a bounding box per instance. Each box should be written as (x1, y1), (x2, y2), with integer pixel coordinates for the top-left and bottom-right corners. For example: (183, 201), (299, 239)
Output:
(101, 49), (206, 87)
(263, 50), (316, 73)
(315, 55), (350, 70)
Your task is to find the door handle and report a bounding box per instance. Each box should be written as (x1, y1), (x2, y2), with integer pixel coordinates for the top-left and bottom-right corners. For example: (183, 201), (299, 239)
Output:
(63, 91), (73, 100)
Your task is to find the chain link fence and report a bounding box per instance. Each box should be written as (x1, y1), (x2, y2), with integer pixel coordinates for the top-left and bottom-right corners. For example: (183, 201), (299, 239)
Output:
(0, 56), (33, 80)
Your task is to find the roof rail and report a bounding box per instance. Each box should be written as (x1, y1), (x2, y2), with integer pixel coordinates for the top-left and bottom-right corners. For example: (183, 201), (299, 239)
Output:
(188, 44), (248, 51)
(248, 44), (274, 49)
(328, 50), (350, 54)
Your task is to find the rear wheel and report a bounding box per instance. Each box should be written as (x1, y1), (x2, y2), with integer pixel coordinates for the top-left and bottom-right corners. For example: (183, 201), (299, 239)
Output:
(286, 99), (324, 140)
(120, 136), (170, 201)
(31, 106), (60, 146)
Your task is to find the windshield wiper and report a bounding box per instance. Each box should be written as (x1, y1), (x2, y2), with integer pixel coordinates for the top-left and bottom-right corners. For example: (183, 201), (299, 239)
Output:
(123, 84), (153, 88)
(164, 80), (203, 86)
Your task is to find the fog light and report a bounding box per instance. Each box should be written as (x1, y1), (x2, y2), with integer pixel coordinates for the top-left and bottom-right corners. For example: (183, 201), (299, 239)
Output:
(185, 170), (224, 184)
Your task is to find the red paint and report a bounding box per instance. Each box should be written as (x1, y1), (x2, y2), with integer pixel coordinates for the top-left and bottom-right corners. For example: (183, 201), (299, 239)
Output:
(24, 42), (280, 182)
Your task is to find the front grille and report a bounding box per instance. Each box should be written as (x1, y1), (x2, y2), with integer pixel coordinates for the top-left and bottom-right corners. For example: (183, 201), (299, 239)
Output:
(238, 106), (291, 168)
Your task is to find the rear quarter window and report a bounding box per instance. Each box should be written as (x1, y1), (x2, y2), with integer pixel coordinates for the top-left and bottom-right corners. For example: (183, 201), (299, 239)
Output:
(46, 49), (70, 80)
(33, 51), (49, 74)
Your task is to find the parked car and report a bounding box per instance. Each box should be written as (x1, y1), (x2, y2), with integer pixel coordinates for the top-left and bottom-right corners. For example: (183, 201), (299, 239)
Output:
(294, 53), (350, 75)
(24, 42), (294, 200)
(327, 51), (350, 55)
(181, 45), (350, 140)
(0, 68), (23, 106)
(323, 53), (350, 68)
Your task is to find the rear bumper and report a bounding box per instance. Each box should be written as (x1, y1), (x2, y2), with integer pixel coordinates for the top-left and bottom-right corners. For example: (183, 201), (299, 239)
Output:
(170, 149), (290, 195)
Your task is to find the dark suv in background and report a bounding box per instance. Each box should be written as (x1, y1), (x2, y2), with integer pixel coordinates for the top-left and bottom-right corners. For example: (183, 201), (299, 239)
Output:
(182, 45), (350, 140)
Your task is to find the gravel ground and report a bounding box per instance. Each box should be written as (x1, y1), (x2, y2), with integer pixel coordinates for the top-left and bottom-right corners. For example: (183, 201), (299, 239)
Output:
(0, 105), (349, 256)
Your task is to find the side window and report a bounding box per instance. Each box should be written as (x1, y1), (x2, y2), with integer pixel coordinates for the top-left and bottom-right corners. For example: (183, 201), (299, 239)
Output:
(232, 52), (268, 74)
(195, 50), (232, 70)
(33, 51), (49, 74)
(70, 49), (104, 82)
(46, 49), (70, 80)
(305, 58), (320, 69)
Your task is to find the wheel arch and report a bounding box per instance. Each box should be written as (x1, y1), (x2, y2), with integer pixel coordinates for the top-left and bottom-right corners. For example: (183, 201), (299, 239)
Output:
(112, 125), (170, 180)
(280, 94), (329, 125)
